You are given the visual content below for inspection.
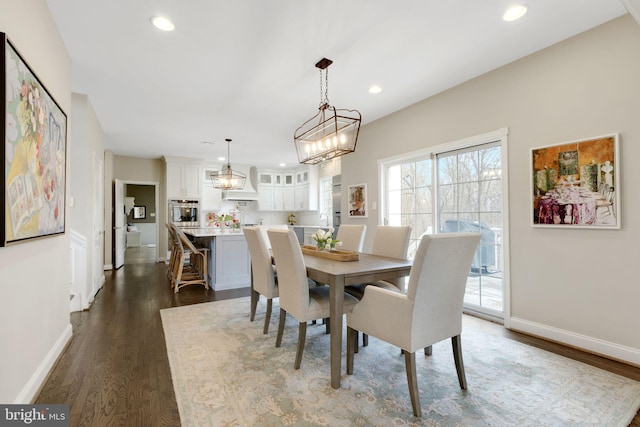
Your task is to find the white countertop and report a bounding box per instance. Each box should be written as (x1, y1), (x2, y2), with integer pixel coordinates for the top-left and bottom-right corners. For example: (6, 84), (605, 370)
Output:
(182, 227), (245, 237)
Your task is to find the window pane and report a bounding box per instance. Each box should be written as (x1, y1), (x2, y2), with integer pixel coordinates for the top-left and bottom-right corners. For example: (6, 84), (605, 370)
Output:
(458, 182), (479, 213)
(388, 189), (402, 214)
(480, 179), (501, 212)
(388, 165), (401, 191)
(401, 163), (415, 190)
(457, 151), (478, 182)
(401, 189), (416, 214)
(415, 159), (432, 187)
(415, 186), (432, 214)
(439, 183), (456, 213)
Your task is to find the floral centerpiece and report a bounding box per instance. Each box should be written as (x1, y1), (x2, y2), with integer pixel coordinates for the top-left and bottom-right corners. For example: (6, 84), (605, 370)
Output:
(312, 228), (342, 251)
(207, 212), (239, 231)
(287, 213), (296, 225)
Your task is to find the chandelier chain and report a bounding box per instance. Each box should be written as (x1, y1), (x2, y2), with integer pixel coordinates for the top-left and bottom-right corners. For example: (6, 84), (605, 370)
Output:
(318, 67), (330, 107)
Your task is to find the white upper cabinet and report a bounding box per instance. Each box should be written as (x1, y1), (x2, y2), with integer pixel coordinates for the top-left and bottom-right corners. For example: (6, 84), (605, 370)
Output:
(201, 168), (222, 212)
(165, 157), (202, 200)
(258, 166), (317, 211)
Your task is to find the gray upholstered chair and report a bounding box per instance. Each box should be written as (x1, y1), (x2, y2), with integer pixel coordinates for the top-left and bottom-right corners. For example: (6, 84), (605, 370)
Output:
(268, 229), (359, 369)
(244, 226), (278, 334)
(346, 232), (481, 417)
(345, 225), (411, 347)
(335, 224), (366, 252)
(368, 225), (412, 292)
(257, 224), (289, 249)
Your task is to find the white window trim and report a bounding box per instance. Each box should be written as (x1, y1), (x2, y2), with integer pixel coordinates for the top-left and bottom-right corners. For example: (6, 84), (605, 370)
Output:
(377, 127), (511, 326)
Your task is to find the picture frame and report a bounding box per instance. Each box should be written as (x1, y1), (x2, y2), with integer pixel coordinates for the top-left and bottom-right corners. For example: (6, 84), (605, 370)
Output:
(133, 206), (146, 220)
(530, 133), (620, 229)
(2, 33), (67, 246)
(347, 183), (368, 218)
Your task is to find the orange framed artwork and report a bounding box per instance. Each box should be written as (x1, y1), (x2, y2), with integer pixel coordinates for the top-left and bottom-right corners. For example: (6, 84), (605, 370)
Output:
(530, 134), (619, 229)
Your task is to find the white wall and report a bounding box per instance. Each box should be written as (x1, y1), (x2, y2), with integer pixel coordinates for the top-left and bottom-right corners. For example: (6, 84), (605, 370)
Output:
(342, 15), (640, 364)
(70, 93), (105, 309)
(0, 0), (73, 402)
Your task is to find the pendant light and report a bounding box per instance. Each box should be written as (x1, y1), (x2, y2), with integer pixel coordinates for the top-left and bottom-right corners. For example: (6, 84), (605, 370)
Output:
(294, 58), (361, 165)
(209, 138), (246, 190)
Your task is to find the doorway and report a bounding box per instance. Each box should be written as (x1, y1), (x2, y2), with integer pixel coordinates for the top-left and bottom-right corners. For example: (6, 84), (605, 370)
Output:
(114, 180), (159, 268)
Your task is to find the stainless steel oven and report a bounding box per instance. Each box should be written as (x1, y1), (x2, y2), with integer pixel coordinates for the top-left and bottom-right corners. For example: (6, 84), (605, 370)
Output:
(168, 199), (199, 228)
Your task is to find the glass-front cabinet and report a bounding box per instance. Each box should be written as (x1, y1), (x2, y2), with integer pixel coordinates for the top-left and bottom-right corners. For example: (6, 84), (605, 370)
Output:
(258, 167), (317, 211)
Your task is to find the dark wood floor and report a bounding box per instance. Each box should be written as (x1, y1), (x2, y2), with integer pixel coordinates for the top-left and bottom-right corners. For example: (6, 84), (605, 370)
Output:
(36, 259), (640, 426)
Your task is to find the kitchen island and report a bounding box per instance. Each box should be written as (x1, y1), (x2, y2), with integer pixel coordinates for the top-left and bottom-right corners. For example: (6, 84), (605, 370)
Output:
(183, 228), (250, 291)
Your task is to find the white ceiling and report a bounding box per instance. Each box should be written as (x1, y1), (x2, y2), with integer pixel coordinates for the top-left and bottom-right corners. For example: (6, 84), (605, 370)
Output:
(46, 0), (629, 168)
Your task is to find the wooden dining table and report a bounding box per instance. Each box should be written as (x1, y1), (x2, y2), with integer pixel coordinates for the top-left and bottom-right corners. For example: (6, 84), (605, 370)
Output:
(302, 252), (412, 388)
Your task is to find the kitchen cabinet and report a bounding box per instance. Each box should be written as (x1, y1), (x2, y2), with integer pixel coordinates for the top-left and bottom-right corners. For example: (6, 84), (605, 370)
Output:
(201, 169), (222, 213)
(257, 170), (295, 211)
(294, 166), (318, 211)
(187, 230), (251, 290)
(258, 183), (275, 210)
(258, 166), (317, 211)
(213, 234), (251, 290)
(165, 158), (202, 199)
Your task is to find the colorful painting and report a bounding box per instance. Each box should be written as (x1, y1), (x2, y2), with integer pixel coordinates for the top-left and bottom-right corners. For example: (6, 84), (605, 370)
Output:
(531, 134), (619, 229)
(347, 183), (367, 218)
(2, 33), (67, 246)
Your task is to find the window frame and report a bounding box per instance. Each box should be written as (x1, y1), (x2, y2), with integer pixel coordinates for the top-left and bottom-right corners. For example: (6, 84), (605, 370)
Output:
(378, 128), (511, 324)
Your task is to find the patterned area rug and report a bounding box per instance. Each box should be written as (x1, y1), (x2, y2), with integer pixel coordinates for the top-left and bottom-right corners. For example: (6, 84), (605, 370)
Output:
(160, 298), (640, 426)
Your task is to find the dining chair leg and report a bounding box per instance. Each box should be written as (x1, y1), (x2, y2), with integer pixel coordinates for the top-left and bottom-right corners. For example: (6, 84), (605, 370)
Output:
(275, 308), (286, 348)
(451, 334), (467, 390)
(250, 290), (259, 321)
(263, 298), (273, 334)
(404, 350), (421, 417)
(346, 327), (356, 374)
(325, 318), (330, 334)
(424, 345), (432, 356)
(294, 321), (307, 370)
(363, 333), (368, 346)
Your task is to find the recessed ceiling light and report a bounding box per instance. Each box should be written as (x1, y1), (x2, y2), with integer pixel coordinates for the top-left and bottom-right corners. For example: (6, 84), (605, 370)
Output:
(368, 85), (382, 94)
(279, 163), (286, 167)
(150, 16), (175, 31)
(218, 156), (225, 161)
(503, 5), (527, 21)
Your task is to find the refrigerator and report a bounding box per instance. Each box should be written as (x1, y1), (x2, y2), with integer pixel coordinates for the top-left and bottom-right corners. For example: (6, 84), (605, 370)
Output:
(332, 175), (341, 227)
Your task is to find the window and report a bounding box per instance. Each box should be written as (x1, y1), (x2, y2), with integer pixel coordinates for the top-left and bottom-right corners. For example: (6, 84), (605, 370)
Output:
(381, 129), (508, 319)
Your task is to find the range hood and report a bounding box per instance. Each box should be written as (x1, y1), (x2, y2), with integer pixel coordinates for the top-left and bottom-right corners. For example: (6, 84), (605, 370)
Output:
(222, 166), (259, 201)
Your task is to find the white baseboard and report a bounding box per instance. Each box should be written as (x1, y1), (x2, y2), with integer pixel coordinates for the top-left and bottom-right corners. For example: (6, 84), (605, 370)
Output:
(509, 317), (640, 367)
(103, 264), (113, 270)
(15, 323), (73, 404)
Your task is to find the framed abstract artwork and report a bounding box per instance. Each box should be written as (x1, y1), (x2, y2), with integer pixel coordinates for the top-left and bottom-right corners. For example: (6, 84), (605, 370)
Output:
(2, 33), (67, 246)
(347, 183), (368, 218)
(531, 134), (619, 229)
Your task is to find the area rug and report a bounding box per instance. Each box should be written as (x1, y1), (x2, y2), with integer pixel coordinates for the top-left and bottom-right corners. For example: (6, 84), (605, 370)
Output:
(160, 298), (640, 426)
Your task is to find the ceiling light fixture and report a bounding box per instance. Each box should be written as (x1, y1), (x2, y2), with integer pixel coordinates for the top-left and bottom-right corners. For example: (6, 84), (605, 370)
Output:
(150, 16), (175, 31)
(503, 5), (527, 21)
(209, 139), (246, 190)
(369, 85), (382, 94)
(294, 58), (361, 165)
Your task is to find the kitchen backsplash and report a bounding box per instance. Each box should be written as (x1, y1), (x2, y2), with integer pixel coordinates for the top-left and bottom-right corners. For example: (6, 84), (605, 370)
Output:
(202, 200), (322, 227)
